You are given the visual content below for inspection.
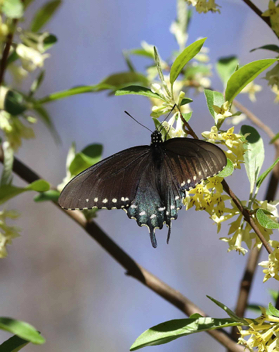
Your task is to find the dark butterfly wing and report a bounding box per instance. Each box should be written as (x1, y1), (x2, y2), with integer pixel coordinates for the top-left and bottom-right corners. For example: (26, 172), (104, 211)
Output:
(128, 138), (227, 248)
(58, 146), (151, 210)
(163, 138), (227, 191)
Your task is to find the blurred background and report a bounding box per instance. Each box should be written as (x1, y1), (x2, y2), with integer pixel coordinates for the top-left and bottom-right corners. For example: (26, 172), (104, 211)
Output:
(1, 0), (279, 351)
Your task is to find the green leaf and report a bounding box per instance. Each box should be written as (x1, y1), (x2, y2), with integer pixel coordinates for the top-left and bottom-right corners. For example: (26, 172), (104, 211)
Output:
(0, 180), (50, 205)
(217, 158), (234, 178)
(0, 317), (45, 344)
(269, 289), (279, 303)
(1, 142), (14, 186)
(29, 71), (45, 97)
(31, 0), (62, 32)
(247, 304), (262, 315)
(43, 34), (57, 51)
(0, 334), (29, 351)
(268, 303), (279, 317)
(26, 180), (50, 192)
(250, 45), (279, 54)
(7, 51), (19, 67)
(225, 59), (277, 103)
(216, 56), (238, 86)
(69, 144), (103, 176)
(128, 48), (154, 59)
(37, 86), (98, 104)
(270, 132), (279, 145)
(170, 38), (207, 84)
(180, 97), (193, 106)
(4, 90), (27, 116)
(204, 89), (224, 123)
(38, 73), (149, 104)
(241, 125), (264, 192)
(181, 112), (192, 122)
(33, 190), (60, 202)
(153, 47), (165, 84)
(24, 0), (35, 8)
(256, 157), (279, 190)
(115, 86), (164, 100)
(207, 296), (247, 324)
(130, 317), (241, 351)
(256, 209), (279, 229)
(123, 51), (136, 72)
(33, 105), (60, 143)
(98, 72), (149, 91)
(2, 0), (24, 18)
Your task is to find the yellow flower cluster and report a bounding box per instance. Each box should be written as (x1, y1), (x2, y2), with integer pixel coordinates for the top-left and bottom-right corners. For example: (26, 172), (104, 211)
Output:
(0, 209), (20, 258)
(185, 176), (230, 217)
(219, 201), (277, 256)
(202, 126), (246, 169)
(238, 307), (279, 351)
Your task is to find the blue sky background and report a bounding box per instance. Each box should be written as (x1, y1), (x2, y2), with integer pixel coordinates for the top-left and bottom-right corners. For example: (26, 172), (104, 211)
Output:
(0, 1), (279, 351)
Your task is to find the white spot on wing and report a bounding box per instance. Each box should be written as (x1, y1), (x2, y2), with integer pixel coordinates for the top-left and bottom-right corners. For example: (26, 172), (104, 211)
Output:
(131, 204), (137, 209)
(150, 214), (156, 219)
(112, 198), (117, 203)
(158, 207), (165, 211)
(187, 179), (191, 184)
(193, 176), (197, 181)
(181, 181), (185, 186)
(86, 199), (89, 202)
(102, 198), (108, 203)
(170, 205), (175, 209)
(139, 211), (146, 216)
(121, 197), (125, 201)
(94, 197), (98, 202)
(175, 196), (179, 200)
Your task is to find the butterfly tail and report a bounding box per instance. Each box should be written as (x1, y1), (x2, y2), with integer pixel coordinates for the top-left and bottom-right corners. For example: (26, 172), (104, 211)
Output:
(149, 228), (157, 248)
(166, 222), (172, 244)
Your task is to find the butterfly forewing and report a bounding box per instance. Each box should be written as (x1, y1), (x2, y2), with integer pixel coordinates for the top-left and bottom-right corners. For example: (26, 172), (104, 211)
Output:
(163, 138), (227, 191)
(58, 146), (151, 210)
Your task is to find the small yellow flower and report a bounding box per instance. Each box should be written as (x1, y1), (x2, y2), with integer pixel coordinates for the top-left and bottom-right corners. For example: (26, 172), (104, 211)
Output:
(16, 44), (50, 72)
(0, 111), (35, 151)
(264, 63), (279, 88)
(213, 101), (232, 124)
(202, 126), (221, 143)
(271, 85), (279, 103)
(259, 240), (279, 282)
(241, 81), (262, 102)
(262, 1), (279, 30)
(0, 209), (20, 258)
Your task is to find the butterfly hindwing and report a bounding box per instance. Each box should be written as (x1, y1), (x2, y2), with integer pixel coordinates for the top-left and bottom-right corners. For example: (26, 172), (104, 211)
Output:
(58, 146), (151, 210)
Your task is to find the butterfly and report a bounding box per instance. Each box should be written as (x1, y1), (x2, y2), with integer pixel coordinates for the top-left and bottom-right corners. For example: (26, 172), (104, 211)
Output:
(58, 129), (227, 248)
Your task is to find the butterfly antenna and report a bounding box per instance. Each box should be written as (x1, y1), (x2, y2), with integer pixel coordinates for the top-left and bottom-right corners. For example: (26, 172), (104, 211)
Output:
(124, 111), (153, 133)
(158, 104), (177, 133)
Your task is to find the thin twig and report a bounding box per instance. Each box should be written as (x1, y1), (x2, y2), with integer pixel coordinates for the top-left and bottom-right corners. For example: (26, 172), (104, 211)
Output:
(0, 20), (18, 86)
(233, 100), (279, 146)
(0, 145), (244, 352)
(241, 0), (272, 28)
(222, 180), (272, 254)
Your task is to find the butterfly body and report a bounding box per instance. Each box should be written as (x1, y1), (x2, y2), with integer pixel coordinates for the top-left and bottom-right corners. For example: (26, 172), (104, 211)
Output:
(58, 130), (227, 248)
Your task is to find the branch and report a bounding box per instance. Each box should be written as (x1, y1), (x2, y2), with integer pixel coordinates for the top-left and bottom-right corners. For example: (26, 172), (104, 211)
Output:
(0, 145), (245, 352)
(222, 180), (272, 254)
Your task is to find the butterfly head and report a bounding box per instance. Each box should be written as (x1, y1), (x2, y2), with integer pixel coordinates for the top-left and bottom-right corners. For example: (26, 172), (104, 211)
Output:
(151, 130), (163, 145)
